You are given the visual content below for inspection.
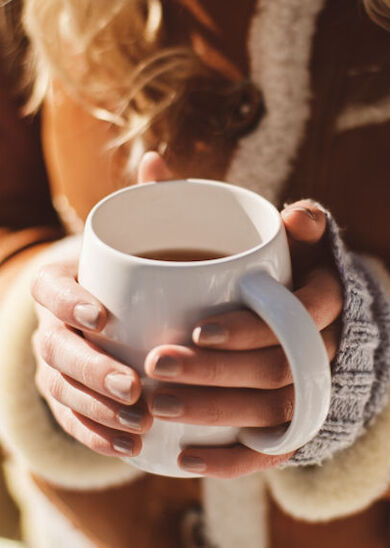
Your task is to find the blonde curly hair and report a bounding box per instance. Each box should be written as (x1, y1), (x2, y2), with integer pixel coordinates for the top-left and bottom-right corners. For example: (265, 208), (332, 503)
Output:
(1, 0), (390, 147)
(22, 0), (210, 145)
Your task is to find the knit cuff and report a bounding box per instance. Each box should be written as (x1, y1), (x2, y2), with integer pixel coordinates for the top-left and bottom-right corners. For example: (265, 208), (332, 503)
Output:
(289, 209), (390, 466)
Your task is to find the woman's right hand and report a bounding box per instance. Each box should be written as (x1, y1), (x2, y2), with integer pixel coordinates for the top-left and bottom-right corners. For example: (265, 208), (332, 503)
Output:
(30, 152), (170, 457)
(31, 258), (153, 458)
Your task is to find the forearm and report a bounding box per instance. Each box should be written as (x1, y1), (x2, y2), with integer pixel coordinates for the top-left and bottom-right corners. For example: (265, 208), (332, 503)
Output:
(0, 237), (141, 490)
(289, 210), (390, 466)
(265, 211), (390, 521)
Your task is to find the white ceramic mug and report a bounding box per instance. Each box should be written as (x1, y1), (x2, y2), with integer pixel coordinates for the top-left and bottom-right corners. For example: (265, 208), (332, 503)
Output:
(78, 179), (331, 477)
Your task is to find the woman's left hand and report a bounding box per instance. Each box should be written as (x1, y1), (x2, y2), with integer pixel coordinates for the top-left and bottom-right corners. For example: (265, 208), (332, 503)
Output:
(139, 152), (344, 478)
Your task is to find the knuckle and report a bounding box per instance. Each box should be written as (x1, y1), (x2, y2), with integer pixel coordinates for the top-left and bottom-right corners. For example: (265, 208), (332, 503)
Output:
(78, 356), (95, 387)
(203, 359), (222, 385)
(220, 465), (240, 479)
(44, 397), (74, 436)
(203, 403), (224, 425)
(85, 433), (110, 454)
(280, 395), (294, 423)
(58, 409), (78, 438)
(48, 373), (65, 402)
(254, 350), (293, 389)
(272, 352), (293, 387)
(90, 401), (116, 424)
(252, 365), (266, 390)
(52, 284), (74, 318)
(220, 458), (250, 479)
(39, 327), (62, 365)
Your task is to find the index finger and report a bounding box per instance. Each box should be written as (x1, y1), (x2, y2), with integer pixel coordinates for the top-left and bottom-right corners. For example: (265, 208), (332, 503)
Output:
(31, 260), (107, 332)
(281, 200), (327, 245)
(193, 267), (343, 350)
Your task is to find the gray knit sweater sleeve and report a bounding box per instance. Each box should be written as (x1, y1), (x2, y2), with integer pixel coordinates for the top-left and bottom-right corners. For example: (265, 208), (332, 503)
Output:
(289, 210), (390, 466)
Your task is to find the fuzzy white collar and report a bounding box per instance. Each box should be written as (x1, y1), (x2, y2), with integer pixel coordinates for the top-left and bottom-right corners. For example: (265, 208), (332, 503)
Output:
(226, 0), (326, 207)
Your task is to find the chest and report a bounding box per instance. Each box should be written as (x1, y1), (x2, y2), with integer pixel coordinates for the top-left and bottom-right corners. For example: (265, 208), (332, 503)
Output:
(281, 0), (390, 266)
(44, 0), (390, 264)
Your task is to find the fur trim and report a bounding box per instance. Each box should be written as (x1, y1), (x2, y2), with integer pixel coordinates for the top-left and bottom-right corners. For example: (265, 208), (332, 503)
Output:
(336, 97), (390, 132)
(4, 460), (94, 548)
(204, 2), (326, 545)
(265, 256), (390, 522)
(225, 0), (326, 205)
(203, 475), (268, 548)
(0, 237), (142, 490)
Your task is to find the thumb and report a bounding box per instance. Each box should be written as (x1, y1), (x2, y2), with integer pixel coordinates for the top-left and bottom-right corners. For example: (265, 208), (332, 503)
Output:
(137, 151), (173, 184)
(281, 200), (327, 244)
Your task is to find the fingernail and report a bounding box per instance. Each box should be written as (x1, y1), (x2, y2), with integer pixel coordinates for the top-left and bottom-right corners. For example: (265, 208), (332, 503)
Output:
(180, 456), (206, 473)
(283, 206), (315, 220)
(112, 436), (134, 455)
(73, 303), (101, 329)
(153, 355), (182, 378)
(118, 407), (144, 431)
(105, 373), (133, 402)
(193, 323), (228, 345)
(151, 394), (183, 417)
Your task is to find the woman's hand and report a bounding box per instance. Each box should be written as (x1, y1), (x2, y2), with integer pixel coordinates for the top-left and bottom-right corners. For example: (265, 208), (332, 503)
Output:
(145, 196), (343, 478)
(30, 152), (170, 457)
(31, 150), (343, 474)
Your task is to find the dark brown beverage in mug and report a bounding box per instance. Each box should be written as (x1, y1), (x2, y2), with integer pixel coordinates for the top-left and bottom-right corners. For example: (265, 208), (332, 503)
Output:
(135, 248), (229, 262)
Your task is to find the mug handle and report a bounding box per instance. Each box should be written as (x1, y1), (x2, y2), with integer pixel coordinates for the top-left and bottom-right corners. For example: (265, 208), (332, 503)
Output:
(237, 270), (331, 455)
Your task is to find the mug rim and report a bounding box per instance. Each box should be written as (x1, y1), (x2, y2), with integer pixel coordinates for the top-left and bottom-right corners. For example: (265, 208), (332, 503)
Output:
(85, 178), (283, 268)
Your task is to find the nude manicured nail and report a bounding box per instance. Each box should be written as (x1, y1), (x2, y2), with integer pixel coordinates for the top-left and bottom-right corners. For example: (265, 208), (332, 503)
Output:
(152, 355), (182, 378)
(73, 303), (101, 329)
(104, 373), (133, 402)
(180, 456), (206, 473)
(112, 437), (134, 455)
(151, 394), (183, 417)
(118, 407), (144, 431)
(193, 323), (228, 345)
